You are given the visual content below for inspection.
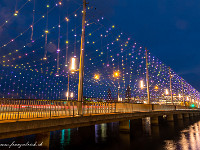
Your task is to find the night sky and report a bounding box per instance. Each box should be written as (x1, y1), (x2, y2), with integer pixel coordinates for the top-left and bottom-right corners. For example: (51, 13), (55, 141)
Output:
(92, 0), (200, 90)
(0, 0), (199, 99)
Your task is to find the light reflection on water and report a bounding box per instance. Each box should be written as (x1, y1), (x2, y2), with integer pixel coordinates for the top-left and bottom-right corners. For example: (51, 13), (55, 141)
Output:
(1, 117), (200, 150)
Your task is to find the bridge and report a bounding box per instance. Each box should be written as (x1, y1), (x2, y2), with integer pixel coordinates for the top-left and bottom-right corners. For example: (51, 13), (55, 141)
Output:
(0, 0), (200, 145)
(0, 98), (200, 142)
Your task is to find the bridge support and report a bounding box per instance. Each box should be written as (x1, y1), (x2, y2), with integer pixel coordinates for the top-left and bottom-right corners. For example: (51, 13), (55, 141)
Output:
(176, 114), (183, 119)
(35, 132), (50, 150)
(193, 113), (198, 117)
(167, 114), (174, 121)
(151, 116), (159, 125)
(142, 117), (151, 136)
(189, 113), (194, 118)
(183, 113), (189, 118)
(119, 120), (130, 132)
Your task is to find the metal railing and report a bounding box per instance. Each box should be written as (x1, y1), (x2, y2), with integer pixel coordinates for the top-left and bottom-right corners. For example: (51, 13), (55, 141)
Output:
(0, 99), (117, 120)
(0, 99), (196, 121)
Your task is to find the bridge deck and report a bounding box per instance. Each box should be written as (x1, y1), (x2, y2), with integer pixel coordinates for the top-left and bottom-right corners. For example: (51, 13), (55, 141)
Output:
(0, 109), (199, 139)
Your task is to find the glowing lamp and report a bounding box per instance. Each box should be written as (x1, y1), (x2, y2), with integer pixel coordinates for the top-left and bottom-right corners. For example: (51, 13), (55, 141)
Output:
(140, 80), (144, 89)
(70, 92), (73, 98)
(45, 30), (49, 34)
(155, 86), (158, 90)
(71, 57), (76, 70)
(94, 74), (100, 80)
(113, 71), (120, 78)
(179, 94), (181, 98)
(165, 89), (169, 95)
(66, 92), (69, 97)
(65, 17), (69, 22)
(43, 57), (47, 60)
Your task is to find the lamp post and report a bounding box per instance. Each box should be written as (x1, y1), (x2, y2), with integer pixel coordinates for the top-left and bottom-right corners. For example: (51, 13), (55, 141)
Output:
(113, 71), (120, 102)
(67, 73), (69, 100)
(77, 0), (86, 103)
(182, 79), (185, 106)
(169, 67), (173, 105)
(145, 48), (150, 104)
(165, 89), (169, 104)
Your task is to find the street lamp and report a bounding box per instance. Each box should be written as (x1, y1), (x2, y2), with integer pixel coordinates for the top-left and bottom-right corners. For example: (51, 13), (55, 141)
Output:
(94, 74), (100, 80)
(140, 80), (144, 89)
(71, 57), (76, 71)
(113, 71), (120, 78)
(67, 57), (79, 101)
(66, 92), (69, 100)
(165, 89), (169, 95)
(71, 92), (74, 98)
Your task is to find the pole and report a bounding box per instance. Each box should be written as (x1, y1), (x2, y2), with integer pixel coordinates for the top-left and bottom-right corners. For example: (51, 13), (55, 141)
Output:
(169, 67), (173, 105)
(145, 48), (150, 104)
(117, 80), (119, 102)
(77, 0), (86, 114)
(67, 73), (69, 100)
(182, 79), (185, 106)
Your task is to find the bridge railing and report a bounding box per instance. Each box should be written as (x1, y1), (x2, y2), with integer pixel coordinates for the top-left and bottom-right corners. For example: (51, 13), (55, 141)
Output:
(0, 99), (118, 120)
(0, 99), (196, 121)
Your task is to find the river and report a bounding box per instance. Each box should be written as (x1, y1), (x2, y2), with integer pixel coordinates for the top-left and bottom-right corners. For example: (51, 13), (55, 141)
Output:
(0, 116), (200, 150)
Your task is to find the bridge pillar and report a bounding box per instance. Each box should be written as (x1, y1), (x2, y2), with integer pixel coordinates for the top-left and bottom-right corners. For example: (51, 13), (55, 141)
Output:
(183, 113), (189, 118)
(167, 114), (174, 121)
(177, 114), (183, 119)
(119, 120), (130, 132)
(35, 132), (50, 150)
(189, 113), (194, 118)
(151, 116), (159, 125)
(142, 117), (151, 136)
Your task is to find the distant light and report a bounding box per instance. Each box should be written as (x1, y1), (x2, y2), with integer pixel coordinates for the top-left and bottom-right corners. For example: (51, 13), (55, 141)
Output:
(65, 17), (69, 22)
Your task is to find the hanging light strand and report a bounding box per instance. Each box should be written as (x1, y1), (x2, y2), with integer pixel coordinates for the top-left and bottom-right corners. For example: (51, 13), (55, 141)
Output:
(31, 0), (35, 41)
